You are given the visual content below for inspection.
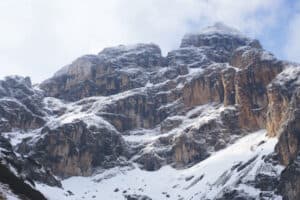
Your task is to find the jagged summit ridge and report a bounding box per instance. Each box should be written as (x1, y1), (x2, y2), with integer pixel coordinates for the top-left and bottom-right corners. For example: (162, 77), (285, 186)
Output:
(49, 23), (251, 80)
(40, 23), (265, 101)
(52, 43), (162, 78)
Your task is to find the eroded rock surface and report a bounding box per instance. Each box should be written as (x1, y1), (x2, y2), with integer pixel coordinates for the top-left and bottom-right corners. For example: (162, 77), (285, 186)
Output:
(0, 76), (45, 131)
(18, 121), (129, 178)
(40, 44), (164, 101)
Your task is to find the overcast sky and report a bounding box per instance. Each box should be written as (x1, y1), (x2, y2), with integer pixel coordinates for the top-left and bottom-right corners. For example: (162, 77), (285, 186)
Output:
(0, 0), (299, 83)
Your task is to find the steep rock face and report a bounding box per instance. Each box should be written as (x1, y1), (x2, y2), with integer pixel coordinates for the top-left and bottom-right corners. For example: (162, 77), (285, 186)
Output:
(181, 23), (252, 54)
(100, 93), (158, 131)
(0, 162), (47, 200)
(135, 105), (241, 170)
(0, 99), (45, 131)
(221, 67), (236, 106)
(264, 67), (300, 200)
(234, 60), (283, 130)
(265, 67), (300, 164)
(18, 121), (129, 178)
(266, 66), (300, 137)
(40, 44), (164, 101)
(180, 23), (262, 63)
(0, 135), (60, 199)
(275, 89), (300, 166)
(171, 106), (240, 167)
(182, 64), (225, 107)
(279, 153), (300, 200)
(96, 80), (185, 132)
(0, 76), (45, 131)
(171, 129), (210, 167)
(181, 45), (283, 132)
(266, 86), (290, 137)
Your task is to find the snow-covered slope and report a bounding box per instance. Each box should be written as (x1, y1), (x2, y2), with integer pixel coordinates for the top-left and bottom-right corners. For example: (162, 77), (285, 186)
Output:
(36, 130), (283, 200)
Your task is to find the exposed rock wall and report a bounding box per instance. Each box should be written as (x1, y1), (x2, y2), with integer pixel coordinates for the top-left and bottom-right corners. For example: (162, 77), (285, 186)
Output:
(0, 135), (60, 194)
(275, 89), (300, 166)
(181, 47), (283, 132)
(40, 44), (164, 101)
(172, 133), (209, 167)
(182, 64), (225, 107)
(18, 121), (129, 178)
(266, 86), (290, 137)
(265, 68), (300, 200)
(234, 61), (283, 130)
(279, 154), (300, 200)
(0, 76), (45, 131)
(100, 94), (157, 131)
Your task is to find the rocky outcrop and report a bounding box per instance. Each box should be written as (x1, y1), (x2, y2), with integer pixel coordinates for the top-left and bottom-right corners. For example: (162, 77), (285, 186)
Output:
(124, 194), (152, 200)
(171, 133), (209, 167)
(172, 106), (240, 165)
(0, 98), (45, 131)
(18, 121), (129, 178)
(135, 105), (241, 170)
(135, 152), (165, 171)
(234, 60), (283, 130)
(221, 67), (236, 106)
(266, 66), (300, 137)
(40, 44), (164, 101)
(275, 89), (300, 166)
(181, 46), (283, 132)
(263, 67), (300, 200)
(180, 23), (253, 59)
(266, 86), (290, 137)
(279, 153), (300, 200)
(100, 93), (158, 131)
(0, 135), (60, 200)
(0, 136), (61, 187)
(264, 67), (300, 165)
(101, 90), (183, 132)
(0, 76), (45, 131)
(182, 64), (225, 107)
(0, 163), (47, 200)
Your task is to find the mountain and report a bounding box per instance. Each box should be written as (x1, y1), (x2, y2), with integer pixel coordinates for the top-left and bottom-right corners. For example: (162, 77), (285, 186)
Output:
(0, 22), (300, 200)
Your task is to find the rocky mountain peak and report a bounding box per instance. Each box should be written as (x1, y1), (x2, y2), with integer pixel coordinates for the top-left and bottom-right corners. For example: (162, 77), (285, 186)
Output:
(39, 43), (165, 101)
(0, 76), (36, 100)
(198, 22), (243, 36)
(2, 23), (300, 200)
(98, 43), (163, 68)
(52, 43), (162, 79)
(98, 43), (161, 59)
(4, 75), (32, 87)
(180, 23), (259, 52)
